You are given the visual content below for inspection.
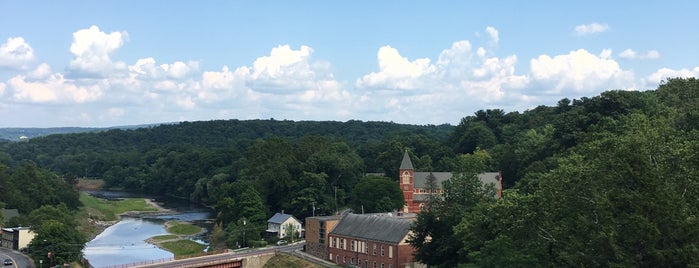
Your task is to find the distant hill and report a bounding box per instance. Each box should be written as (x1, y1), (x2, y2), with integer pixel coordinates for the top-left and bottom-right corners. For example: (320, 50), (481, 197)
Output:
(0, 124), (163, 141)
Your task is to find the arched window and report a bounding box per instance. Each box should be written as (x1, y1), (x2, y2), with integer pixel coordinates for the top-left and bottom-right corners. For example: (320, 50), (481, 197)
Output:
(402, 171), (410, 184)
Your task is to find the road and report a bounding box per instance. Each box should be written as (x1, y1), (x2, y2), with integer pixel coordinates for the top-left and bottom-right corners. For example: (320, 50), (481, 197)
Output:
(0, 247), (34, 268)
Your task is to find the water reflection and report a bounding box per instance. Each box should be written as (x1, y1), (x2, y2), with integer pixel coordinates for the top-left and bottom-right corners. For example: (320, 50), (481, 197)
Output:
(83, 217), (173, 268)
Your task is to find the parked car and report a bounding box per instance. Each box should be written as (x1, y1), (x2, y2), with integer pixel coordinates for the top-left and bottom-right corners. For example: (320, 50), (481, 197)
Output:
(3, 259), (12, 266)
(276, 240), (288, 246)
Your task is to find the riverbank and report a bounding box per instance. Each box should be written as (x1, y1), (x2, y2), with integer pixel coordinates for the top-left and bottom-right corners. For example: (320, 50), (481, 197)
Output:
(78, 192), (173, 241)
(145, 221), (207, 257)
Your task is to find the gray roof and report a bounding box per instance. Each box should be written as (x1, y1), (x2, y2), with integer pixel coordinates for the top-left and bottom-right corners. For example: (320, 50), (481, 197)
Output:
(413, 172), (452, 189)
(268, 212), (299, 224)
(329, 213), (412, 244)
(399, 151), (413, 170)
(413, 172), (500, 189)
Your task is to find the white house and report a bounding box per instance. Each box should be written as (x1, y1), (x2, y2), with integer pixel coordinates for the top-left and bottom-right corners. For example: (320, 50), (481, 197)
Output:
(266, 212), (303, 239)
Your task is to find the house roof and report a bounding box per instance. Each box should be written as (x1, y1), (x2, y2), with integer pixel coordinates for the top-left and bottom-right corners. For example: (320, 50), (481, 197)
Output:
(329, 213), (412, 244)
(413, 172), (501, 189)
(268, 212), (300, 224)
(399, 150), (413, 170)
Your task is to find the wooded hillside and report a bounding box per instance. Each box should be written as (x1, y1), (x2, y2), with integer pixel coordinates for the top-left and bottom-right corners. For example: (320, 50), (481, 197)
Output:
(1, 78), (697, 266)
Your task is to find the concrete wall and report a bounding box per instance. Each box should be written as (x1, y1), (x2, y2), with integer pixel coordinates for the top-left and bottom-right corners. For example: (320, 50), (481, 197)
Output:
(242, 253), (274, 268)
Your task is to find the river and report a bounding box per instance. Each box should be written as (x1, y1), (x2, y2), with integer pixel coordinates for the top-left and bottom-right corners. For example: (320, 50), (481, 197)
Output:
(82, 192), (213, 268)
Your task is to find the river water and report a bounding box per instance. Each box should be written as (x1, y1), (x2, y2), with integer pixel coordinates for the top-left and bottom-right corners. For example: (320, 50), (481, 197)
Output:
(82, 192), (213, 268)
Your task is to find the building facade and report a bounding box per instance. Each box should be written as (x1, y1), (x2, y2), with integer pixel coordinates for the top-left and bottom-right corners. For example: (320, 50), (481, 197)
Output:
(1, 227), (35, 250)
(327, 213), (422, 268)
(399, 151), (503, 213)
(304, 215), (342, 259)
(266, 212), (303, 239)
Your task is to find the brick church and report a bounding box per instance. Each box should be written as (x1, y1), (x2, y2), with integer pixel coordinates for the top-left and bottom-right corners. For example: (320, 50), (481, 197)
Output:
(398, 151), (503, 213)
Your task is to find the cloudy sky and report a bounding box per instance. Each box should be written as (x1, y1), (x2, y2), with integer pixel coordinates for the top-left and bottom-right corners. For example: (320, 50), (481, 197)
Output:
(1, 1), (698, 127)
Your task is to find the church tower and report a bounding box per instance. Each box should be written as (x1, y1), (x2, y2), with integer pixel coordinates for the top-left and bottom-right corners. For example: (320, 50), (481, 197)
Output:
(399, 150), (415, 213)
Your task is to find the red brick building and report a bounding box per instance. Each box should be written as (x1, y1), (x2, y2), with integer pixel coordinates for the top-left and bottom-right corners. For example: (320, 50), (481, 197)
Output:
(327, 213), (422, 268)
(399, 151), (503, 213)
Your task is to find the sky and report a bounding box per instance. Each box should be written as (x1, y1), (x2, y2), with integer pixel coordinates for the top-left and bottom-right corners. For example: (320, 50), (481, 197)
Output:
(1, 1), (698, 127)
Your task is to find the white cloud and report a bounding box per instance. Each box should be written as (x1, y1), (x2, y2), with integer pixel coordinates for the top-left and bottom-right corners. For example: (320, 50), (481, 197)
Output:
(128, 57), (199, 80)
(28, 63), (52, 79)
(486, 26), (499, 44)
(8, 72), (103, 103)
(0, 37), (35, 69)
(574, 23), (610, 35)
(246, 45), (335, 94)
(0, 82), (6, 96)
(619, 49), (660, 60)
(356, 45), (435, 89)
(68, 25), (128, 76)
(530, 49), (635, 94)
(202, 65), (249, 90)
(644, 67), (699, 86)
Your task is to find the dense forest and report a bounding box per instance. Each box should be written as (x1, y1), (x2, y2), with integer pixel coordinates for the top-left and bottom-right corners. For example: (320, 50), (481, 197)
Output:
(1, 78), (697, 266)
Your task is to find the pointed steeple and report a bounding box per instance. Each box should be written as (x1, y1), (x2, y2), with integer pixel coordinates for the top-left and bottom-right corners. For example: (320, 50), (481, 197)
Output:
(399, 150), (413, 170)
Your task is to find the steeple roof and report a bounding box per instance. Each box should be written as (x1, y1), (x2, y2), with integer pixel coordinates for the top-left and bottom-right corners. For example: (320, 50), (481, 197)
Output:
(399, 150), (413, 170)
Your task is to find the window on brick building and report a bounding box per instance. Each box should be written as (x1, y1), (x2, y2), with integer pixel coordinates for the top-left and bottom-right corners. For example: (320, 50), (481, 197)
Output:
(381, 245), (385, 256)
(373, 261), (377, 268)
(389, 246), (393, 258)
(351, 240), (355, 251)
(343, 256), (347, 263)
(373, 244), (377, 255)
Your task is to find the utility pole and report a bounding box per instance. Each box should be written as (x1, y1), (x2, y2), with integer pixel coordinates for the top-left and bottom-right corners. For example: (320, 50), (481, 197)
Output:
(242, 219), (246, 248)
(334, 186), (338, 215)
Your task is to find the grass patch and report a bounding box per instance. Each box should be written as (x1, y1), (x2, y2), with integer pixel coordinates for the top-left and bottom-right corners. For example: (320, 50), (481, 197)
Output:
(160, 240), (206, 257)
(151, 235), (178, 241)
(79, 192), (158, 221)
(166, 221), (202, 235)
(263, 254), (327, 268)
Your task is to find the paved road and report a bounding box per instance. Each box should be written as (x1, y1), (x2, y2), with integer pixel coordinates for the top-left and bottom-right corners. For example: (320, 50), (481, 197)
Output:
(0, 247), (34, 268)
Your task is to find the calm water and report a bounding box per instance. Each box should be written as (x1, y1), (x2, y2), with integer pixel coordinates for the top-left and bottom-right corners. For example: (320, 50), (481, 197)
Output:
(83, 217), (173, 268)
(82, 192), (213, 268)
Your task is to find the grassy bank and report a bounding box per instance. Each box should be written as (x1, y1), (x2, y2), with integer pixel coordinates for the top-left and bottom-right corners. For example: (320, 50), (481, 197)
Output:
(263, 254), (328, 268)
(146, 221), (206, 257)
(166, 221), (202, 235)
(160, 240), (207, 256)
(77, 192), (161, 240)
(79, 192), (158, 221)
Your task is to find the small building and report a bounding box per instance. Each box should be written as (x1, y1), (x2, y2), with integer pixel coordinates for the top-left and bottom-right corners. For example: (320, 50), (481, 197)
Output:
(328, 213), (423, 268)
(1, 227), (35, 250)
(305, 215), (342, 259)
(266, 212), (303, 240)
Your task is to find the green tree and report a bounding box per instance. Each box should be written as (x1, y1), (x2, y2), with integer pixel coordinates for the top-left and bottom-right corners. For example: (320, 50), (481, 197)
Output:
(349, 175), (403, 213)
(30, 220), (85, 266)
(408, 171), (498, 267)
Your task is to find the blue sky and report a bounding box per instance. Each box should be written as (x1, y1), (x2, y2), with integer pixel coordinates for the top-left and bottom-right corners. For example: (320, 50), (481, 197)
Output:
(1, 1), (698, 127)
